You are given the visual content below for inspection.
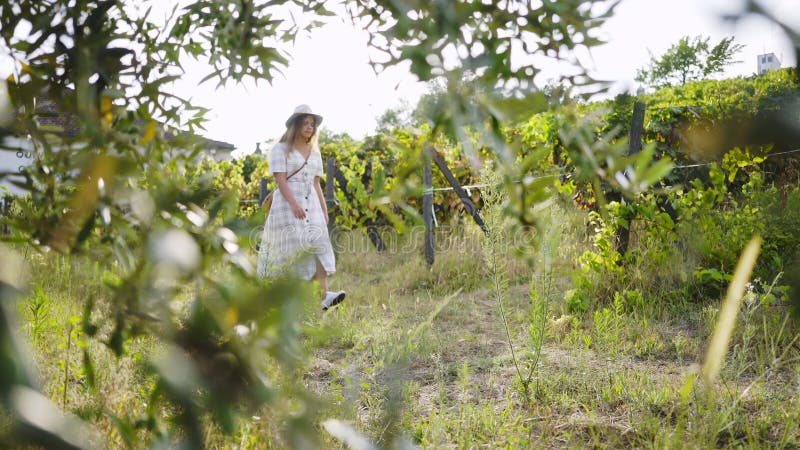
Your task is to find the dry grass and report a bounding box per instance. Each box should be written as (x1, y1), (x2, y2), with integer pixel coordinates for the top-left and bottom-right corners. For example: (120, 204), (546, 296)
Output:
(9, 216), (800, 448)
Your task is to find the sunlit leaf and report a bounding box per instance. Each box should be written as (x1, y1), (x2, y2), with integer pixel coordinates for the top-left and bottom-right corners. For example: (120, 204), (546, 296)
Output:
(701, 236), (762, 384)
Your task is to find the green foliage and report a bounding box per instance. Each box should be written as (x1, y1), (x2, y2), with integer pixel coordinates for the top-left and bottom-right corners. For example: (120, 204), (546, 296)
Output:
(571, 150), (800, 315)
(1, 0), (799, 448)
(0, 0), (340, 447)
(511, 68), (799, 217)
(0, 0), (620, 445)
(375, 101), (414, 133)
(643, 68), (800, 164)
(347, 0), (621, 222)
(636, 35), (744, 88)
(351, 0), (616, 88)
(21, 287), (53, 349)
(173, 1), (335, 87)
(721, 146), (769, 183)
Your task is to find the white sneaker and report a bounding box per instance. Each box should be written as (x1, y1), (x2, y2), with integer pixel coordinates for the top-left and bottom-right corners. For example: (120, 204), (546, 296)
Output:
(321, 290), (346, 311)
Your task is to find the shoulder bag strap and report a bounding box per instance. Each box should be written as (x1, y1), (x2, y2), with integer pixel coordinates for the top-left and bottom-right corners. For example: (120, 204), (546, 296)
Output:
(285, 158), (308, 181)
(285, 148), (312, 180)
(262, 152), (310, 207)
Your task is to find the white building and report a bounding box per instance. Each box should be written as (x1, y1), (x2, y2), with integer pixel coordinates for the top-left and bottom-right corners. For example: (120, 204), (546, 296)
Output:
(757, 53), (781, 75)
(197, 138), (236, 162)
(1, 97), (235, 196)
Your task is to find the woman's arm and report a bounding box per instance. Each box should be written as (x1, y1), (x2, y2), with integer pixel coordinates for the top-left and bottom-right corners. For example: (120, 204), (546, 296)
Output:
(275, 172), (306, 219)
(314, 176), (328, 224)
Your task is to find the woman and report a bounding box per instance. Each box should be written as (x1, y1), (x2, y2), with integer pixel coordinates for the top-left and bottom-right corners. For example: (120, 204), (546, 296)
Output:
(256, 104), (345, 311)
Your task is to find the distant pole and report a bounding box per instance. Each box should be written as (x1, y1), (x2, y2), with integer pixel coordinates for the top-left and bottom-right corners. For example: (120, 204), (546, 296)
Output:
(423, 148), (435, 266)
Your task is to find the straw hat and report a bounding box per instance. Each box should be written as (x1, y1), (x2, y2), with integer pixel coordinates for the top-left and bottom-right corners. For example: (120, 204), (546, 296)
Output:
(285, 104), (323, 128)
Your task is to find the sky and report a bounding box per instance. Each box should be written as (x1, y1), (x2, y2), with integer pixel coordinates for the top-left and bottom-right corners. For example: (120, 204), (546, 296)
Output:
(2, 0), (798, 157)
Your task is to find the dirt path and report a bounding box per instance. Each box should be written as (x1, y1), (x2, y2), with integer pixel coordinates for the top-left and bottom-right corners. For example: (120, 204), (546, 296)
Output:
(305, 281), (693, 422)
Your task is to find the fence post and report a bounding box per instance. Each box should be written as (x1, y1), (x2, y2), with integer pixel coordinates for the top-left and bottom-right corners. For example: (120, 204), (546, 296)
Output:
(259, 178), (268, 207)
(431, 149), (489, 236)
(1, 196), (10, 235)
(615, 100), (646, 256)
(325, 158), (338, 254)
(628, 101), (646, 156)
(423, 147), (435, 266)
(325, 158), (336, 223)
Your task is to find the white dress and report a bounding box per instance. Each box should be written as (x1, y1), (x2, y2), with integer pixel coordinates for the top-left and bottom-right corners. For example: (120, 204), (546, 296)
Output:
(256, 142), (336, 279)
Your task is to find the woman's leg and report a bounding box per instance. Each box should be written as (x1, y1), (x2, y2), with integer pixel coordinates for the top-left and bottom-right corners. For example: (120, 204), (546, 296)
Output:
(313, 258), (328, 297)
(315, 257), (344, 311)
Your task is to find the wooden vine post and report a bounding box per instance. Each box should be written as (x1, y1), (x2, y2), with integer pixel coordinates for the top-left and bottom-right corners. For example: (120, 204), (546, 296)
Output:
(259, 178), (269, 207)
(331, 161), (387, 252)
(431, 150), (489, 236)
(419, 145), (492, 266)
(615, 100), (646, 256)
(325, 157), (338, 252)
(1, 196), (10, 235)
(422, 147), (435, 266)
(629, 101), (645, 156)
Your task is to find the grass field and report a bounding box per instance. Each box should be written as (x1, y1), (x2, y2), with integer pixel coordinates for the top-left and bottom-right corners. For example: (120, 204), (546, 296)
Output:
(7, 202), (800, 449)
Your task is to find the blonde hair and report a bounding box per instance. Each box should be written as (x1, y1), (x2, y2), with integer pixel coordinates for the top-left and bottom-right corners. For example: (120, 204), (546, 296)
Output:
(279, 114), (320, 150)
